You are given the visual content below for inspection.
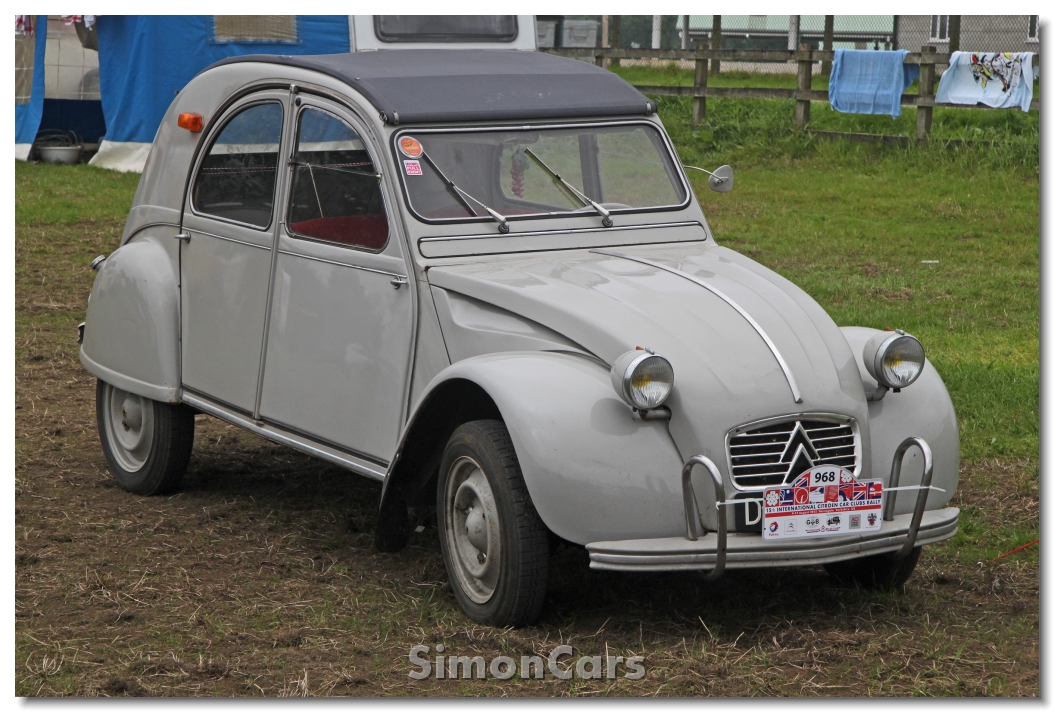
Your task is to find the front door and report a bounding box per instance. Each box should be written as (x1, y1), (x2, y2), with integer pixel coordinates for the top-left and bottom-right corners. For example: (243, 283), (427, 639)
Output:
(180, 95), (290, 413)
(256, 100), (414, 464)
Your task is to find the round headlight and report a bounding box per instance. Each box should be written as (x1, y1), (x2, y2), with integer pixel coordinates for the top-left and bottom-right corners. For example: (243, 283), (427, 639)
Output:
(863, 331), (925, 389)
(610, 350), (674, 410)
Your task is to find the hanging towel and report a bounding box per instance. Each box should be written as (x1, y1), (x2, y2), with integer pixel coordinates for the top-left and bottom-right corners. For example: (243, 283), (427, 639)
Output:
(935, 51), (1035, 112)
(828, 49), (920, 118)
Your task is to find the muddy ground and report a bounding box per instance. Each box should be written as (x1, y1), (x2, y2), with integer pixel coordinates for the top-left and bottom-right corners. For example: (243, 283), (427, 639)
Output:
(15, 218), (1038, 696)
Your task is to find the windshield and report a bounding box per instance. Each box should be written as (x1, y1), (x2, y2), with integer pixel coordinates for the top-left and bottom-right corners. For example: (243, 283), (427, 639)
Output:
(395, 123), (688, 225)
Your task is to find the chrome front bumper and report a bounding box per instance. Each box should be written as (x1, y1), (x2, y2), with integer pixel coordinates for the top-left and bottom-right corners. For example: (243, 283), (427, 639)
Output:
(587, 436), (956, 574)
(587, 507), (958, 572)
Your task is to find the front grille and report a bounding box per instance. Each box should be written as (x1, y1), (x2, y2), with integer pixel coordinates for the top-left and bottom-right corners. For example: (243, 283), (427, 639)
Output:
(727, 416), (857, 490)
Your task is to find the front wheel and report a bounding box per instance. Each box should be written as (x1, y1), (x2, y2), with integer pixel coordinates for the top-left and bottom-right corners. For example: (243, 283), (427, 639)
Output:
(824, 546), (922, 591)
(437, 420), (549, 627)
(96, 379), (195, 495)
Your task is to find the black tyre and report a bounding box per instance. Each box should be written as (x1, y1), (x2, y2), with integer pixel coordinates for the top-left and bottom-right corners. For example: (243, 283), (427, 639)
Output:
(96, 379), (195, 495)
(824, 546), (922, 591)
(437, 420), (549, 627)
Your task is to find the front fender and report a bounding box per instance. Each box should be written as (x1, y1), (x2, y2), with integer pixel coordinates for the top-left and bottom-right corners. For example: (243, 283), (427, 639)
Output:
(392, 351), (689, 545)
(80, 235), (181, 402)
(841, 327), (959, 513)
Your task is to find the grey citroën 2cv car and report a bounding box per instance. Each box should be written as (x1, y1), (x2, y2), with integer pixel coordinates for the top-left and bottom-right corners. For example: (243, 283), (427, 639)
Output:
(80, 50), (959, 626)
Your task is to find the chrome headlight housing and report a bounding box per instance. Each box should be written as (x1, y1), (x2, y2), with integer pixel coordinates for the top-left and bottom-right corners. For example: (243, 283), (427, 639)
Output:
(863, 330), (926, 389)
(610, 349), (674, 410)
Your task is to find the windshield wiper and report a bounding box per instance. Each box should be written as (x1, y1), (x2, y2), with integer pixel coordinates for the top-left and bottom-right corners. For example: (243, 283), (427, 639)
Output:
(524, 148), (613, 227)
(420, 151), (510, 234)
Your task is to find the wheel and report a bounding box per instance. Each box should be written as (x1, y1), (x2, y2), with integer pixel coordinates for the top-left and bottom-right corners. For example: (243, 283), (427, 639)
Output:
(437, 420), (549, 627)
(824, 547), (922, 591)
(96, 379), (195, 495)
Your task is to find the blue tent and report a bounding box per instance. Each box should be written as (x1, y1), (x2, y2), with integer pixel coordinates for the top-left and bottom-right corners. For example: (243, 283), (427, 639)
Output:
(90, 15), (350, 171)
(14, 16), (47, 160)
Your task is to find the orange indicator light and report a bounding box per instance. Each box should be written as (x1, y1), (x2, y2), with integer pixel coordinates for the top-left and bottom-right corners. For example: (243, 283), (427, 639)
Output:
(177, 112), (203, 132)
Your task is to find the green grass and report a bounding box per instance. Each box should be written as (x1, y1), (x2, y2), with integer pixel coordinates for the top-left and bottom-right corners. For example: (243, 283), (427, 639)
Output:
(15, 162), (141, 226)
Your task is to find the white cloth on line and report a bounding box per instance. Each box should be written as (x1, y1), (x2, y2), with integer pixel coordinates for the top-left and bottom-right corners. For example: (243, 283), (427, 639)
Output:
(935, 51), (1035, 112)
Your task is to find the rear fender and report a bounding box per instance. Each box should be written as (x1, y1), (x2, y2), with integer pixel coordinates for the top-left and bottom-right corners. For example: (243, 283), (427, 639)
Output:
(80, 235), (181, 402)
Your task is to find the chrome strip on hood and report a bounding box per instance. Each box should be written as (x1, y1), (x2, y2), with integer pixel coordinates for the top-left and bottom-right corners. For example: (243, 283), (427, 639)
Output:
(591, 248), (803, 404)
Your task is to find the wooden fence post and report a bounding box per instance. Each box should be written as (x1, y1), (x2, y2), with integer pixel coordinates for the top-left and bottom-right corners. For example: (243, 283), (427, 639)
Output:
(609, 16), (621, 68)
(916, 45), (935, 141)
(693, 46), (708, 124)
(711, 16), (721, 75)
(948, 16), (961, 54)
(821, 15), (834, 76)
(795, 46), (812, 127)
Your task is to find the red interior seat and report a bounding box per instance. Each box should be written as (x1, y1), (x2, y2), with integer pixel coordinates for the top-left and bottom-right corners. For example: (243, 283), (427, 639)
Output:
(289, 214), (389, 250)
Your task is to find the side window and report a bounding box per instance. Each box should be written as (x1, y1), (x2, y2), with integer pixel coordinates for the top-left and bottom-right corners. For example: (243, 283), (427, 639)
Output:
(192, 102), (283, 228)
(287, 108), (389, 250)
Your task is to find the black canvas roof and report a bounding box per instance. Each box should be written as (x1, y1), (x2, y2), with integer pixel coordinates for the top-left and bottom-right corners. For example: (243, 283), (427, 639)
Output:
(206, 50), (656, 125)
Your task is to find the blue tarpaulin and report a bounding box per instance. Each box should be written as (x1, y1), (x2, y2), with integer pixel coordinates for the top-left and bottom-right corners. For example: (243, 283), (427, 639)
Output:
(15, 15), (48, 156)
(92, 16), (349, 169)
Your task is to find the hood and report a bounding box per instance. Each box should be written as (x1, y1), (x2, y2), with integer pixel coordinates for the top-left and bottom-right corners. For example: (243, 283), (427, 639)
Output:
(427, 242), (871, 478)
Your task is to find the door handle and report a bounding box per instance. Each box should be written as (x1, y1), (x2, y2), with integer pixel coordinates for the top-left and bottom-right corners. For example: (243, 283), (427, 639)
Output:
(390, 275), (408, 289)
(174, 232), (191, 243)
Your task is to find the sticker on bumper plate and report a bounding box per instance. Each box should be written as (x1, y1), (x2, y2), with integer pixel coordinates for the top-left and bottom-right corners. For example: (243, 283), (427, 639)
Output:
(762, 466), (882, 540)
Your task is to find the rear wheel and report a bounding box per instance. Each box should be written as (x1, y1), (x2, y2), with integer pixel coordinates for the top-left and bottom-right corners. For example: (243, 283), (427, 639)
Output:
(96, 379), (195, 495)
(824, 547), (922, 591)
(437, 420), (549, 627)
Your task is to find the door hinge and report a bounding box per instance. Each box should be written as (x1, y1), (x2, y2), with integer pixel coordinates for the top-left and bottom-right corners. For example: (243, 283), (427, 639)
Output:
(174, 232), (191, 243)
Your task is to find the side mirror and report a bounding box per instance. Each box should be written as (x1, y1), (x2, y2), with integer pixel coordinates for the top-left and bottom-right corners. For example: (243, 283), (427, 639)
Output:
(707, 165), (734, 193)
(682, 163), (735, 193)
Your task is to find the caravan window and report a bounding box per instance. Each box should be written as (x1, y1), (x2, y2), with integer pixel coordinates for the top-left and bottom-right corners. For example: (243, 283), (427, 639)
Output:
(192, 102), (283, 229)
(374, 16), (518, 43)
(286, 107), (389, 251)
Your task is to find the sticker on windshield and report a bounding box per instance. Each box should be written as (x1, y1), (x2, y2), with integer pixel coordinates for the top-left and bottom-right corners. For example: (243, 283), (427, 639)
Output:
(403, 160), (422, 176)
(398, 136), (423, 158)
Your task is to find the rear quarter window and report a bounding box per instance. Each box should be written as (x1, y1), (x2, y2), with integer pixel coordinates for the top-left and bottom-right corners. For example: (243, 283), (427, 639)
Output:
(192, 102), (283, 229)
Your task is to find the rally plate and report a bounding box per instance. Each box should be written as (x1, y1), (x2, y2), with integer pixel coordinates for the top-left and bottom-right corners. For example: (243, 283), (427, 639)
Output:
(762, 466), (883, 540)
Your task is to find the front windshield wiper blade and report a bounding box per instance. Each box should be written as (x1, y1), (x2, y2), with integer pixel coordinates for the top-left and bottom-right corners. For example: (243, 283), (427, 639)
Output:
(419, 151), (510, 234)
(524, 148), (613, 227)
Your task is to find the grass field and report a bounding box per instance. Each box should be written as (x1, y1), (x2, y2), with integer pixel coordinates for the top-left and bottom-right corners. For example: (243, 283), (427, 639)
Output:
(14, 95), (1038, 696)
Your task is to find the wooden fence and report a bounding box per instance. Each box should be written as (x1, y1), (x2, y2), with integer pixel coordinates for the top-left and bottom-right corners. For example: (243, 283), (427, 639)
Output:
(543, 46), (1040, 142)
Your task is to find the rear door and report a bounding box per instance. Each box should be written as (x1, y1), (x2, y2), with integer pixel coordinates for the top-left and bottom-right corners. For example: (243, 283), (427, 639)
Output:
(180, 94), (292, 413)
(256, 98), (414, 463)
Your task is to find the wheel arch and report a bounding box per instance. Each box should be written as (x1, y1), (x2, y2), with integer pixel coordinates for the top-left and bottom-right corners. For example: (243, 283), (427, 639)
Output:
(375, 377), (502, 551)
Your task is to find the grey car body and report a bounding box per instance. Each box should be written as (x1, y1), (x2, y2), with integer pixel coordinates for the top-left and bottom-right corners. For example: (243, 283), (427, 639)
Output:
(81, 50), (959, 623)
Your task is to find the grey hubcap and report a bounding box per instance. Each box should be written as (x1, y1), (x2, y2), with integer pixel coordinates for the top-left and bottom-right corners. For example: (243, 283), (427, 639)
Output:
(444, 456), (501, 604)
(103, 383), (155, 472)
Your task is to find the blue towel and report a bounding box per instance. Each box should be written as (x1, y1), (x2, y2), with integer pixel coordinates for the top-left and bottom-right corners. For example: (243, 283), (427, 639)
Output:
(828, 49), (920, 118)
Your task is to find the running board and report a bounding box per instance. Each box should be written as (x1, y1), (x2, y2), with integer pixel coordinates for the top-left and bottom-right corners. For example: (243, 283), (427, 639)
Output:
(181, 392), (387, 481)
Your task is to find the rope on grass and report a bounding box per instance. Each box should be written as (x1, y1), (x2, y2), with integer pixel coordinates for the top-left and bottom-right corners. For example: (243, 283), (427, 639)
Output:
(983, 538), (1039, 566)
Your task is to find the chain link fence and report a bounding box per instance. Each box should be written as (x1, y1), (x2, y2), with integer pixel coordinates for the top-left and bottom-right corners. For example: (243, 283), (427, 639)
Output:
(539, 15), (1040, 76)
